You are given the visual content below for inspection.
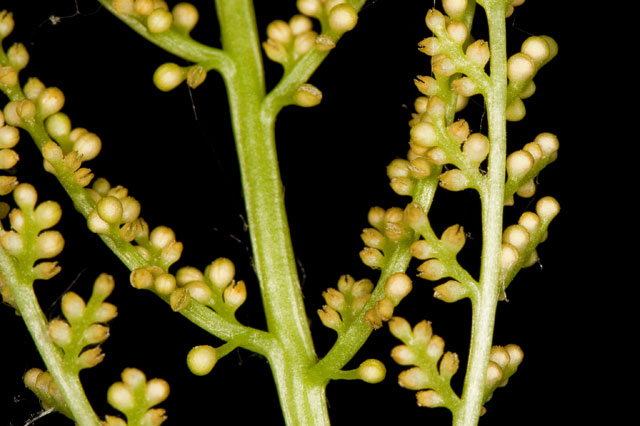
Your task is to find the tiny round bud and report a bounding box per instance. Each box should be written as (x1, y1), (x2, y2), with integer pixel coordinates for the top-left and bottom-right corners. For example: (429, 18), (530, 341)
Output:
(149, 225), (176, 250)
(425, 8), (446, 32)
(153, 63), (185, 92)
(535, 196), (560, 221)
(0, 148), (19, 169)
(14, 183), (38, 210)
(503, 224), (530, 251)
(172, 2), (199, 32)
(289, 15), (313, 35)
(147, 8), (173, 33)
(443, 0), (468, 19)
(223, 280), (247, 308)
(410, 122), (438, 147)
(390, 345), (416, 365)
(293, 31), (317, 57)
(328, 4), (358, 33)
(384, 273), (412, 304)
(7, 42), (29, 71)
(93, 274), (115, 299)
(507, 53), (535, 82)
(36, 230), (64, 258)
(84, 323), (110, 344)
(434, 279), (469, 302)
(34, 200), (62, 230)
(506, 97), (526, 121)
(87, 209), (111, 234)
(45, 112), (72, 141)
(360, 247), (384, 268)
(267, 20), (292, 44)
(108, 382), (135, 412)
(518, 211), (540, 234)
(505, 344), (524, 367)
(48, 318), (72, 347)
(154, 273), (177, 295)
(446, 21), (468, 44)
(358, 359), (386, 384)
(417, 390), (445, 407)
(501, 243), (519, 271)
(516, 179), (536, 198)
(97, 196), (124, 224)
(439, 169), (468, 191)
(0, 11), (15, 38)
(187, 345), (217, 376)
(74, 132), (102, 161)
(130, 267), (155, 290)
(297, 0), (322, 17)
(186, 280), (213, 304)
(0, 125), (19, 149)
(462, 133), (489, 164)
(506, 150), (534, 178)
(318, 305), (342, 329)
(398, 366), (429, 390)
(521, 36), (550, 64)
(205, 257), (235, 289)
(293, 84), (322, 107)
(388, 316), (413, 341)
(0, 230), (23, 254)
(432, 54), (456, 77)
(37, 87), (65, 118)
(534, 132), (559, 156)
(145, 378), (170, 406)
(485, 361), (503, 388)
(61, 291), (86, 321)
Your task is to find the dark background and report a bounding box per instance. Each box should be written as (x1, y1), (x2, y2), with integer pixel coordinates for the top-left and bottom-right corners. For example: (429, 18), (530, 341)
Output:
(1, 1), (601, 425)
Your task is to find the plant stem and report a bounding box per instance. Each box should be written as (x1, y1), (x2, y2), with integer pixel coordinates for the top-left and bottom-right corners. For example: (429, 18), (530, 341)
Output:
(214, 0), (325, 423)
(0, 252), (100, 425)
(454, 1), (508, 424)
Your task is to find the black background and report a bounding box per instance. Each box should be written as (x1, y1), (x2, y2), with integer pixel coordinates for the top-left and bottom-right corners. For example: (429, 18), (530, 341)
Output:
(1, 1), (603, 425)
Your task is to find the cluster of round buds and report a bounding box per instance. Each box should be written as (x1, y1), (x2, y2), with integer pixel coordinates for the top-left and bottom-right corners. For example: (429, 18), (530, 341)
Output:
(364, 273), (413, 330)
(23, 368), (69, 417)
(506, 35), (558, 121)
(501, 196), (559, 278)
(153, 62), (207, 92)
(114, 0), (199, 34)
(484, 344), (524, 406)
(360, 206), (413, 267)
(505, 133), (559, 203)
(296, 0), (358, 35)
(0, 110), (20, 188)
(317, 274), (374, 331)
(107, 368), (169, 426)
(42, 111), (102, 163)
(263, 15), (318, 67)
(0, 183), (64, 279)
(48, 274), (117, 372)
(84, 177), (149, 247)
(390, 317), (460, 409)
(130, 257), (246, 315)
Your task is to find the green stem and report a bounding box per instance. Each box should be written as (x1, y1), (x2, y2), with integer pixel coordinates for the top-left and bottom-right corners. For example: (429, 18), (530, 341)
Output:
(0, 251), (100, 425)
(214, 0), (326, 423)
(454, 1), (508, 425)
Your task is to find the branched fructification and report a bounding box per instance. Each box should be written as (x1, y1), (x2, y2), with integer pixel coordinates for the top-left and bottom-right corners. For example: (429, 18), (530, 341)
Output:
(343, 0), (560, 420)
(1, 0), (560, 425)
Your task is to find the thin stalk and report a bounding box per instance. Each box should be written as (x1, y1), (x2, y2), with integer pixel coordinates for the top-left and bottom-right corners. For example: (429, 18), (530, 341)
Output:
(455, 1), (508, 425)
(0, 252), (100, 425)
